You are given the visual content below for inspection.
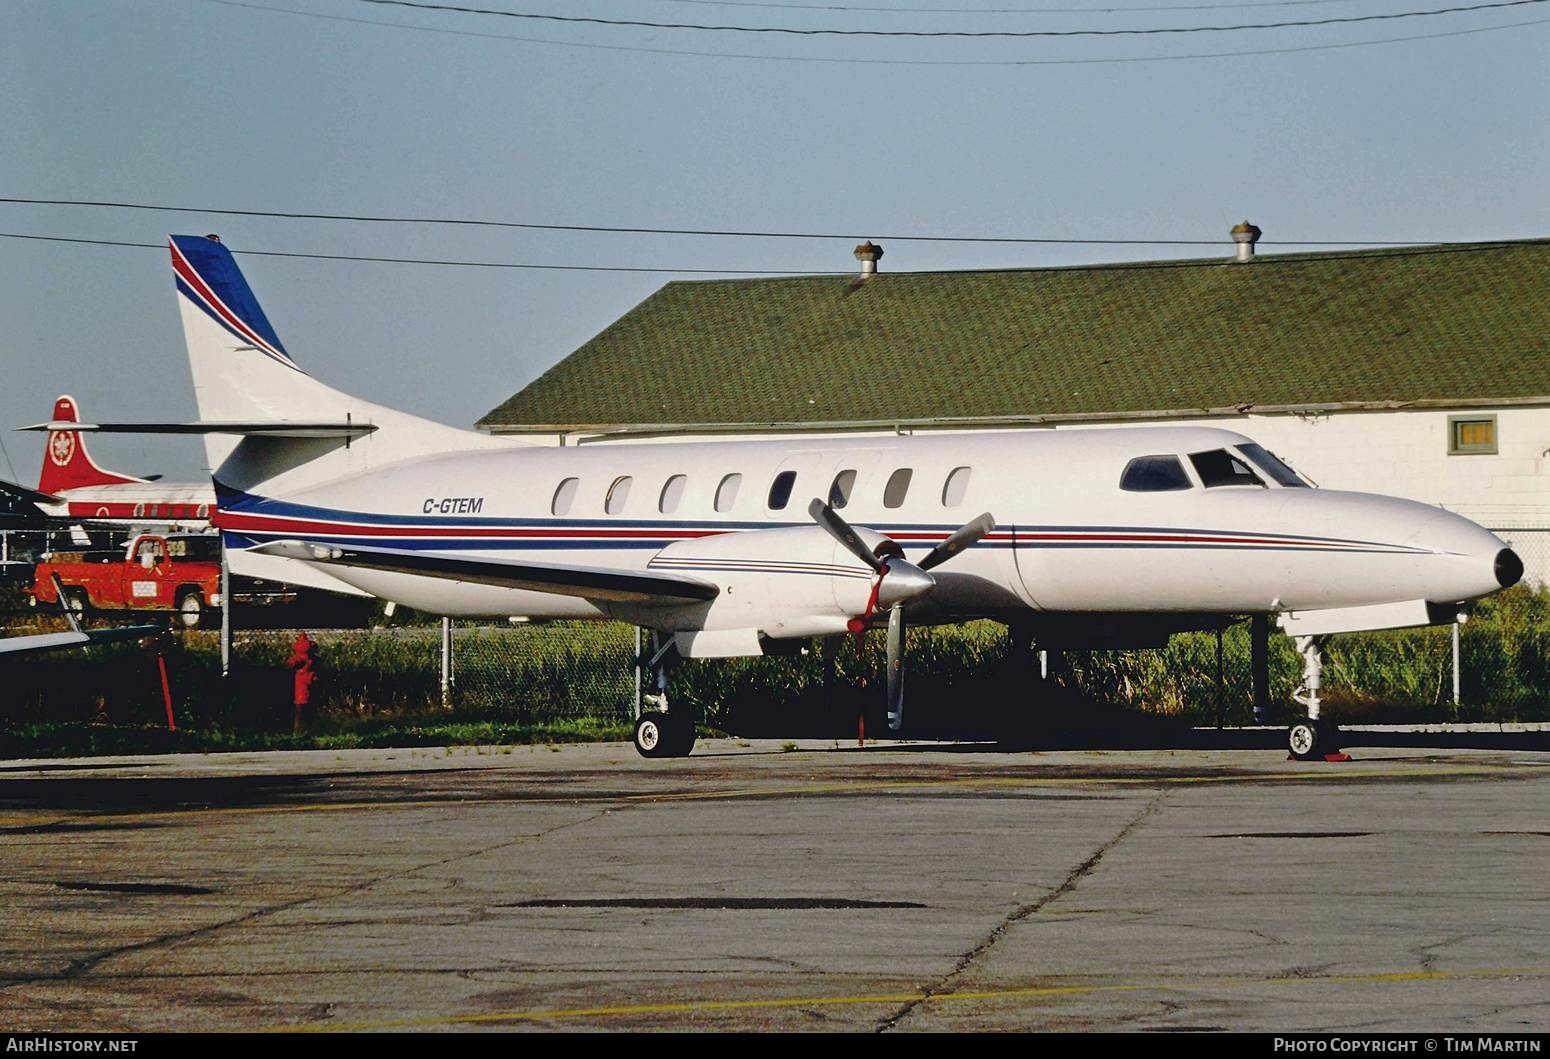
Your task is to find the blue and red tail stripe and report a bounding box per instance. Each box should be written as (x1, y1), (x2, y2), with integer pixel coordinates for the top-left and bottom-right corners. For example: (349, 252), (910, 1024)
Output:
(170, 235), (298, 370)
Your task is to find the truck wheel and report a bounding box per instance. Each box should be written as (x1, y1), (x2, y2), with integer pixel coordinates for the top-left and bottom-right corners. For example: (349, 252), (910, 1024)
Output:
(63, 589), (89, 618)
(177, 590), (205, 630)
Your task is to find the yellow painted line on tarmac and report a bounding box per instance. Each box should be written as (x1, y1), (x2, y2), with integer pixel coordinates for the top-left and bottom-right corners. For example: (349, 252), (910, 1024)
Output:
(0, 762), (1532, 830)
(267, 983), (1129, 1032)
(264, 966), (1550, 1032)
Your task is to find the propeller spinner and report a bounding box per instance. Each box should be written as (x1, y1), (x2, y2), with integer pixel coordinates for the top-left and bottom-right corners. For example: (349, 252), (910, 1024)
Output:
(808, 499), (995, 733)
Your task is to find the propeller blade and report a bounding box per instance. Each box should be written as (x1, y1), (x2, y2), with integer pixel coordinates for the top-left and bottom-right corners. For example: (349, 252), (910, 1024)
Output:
(886, 603), (905, 732)
(809, 498), (885, 574)
(917, 512), (996, 571)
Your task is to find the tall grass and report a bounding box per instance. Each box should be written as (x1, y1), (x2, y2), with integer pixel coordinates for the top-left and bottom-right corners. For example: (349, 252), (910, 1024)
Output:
(6, 585), (1550, 749)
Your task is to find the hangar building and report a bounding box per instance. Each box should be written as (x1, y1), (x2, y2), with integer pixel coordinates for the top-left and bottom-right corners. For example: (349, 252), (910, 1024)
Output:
(479, 234), (1550, 580)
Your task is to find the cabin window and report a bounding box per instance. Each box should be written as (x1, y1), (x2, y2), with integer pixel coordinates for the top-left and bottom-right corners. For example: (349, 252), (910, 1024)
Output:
(551, 477), (579, 516)
(196, 504), (210, 519)
(767, 470), (798, 511)
(605, 476), (633, 515)
(715, 473), (742, 513)
(1235, 443), (1309, 487)
(828, 469), (856, 509)
(1449, 415), (1497, 455)
(1120, 455), (1193, 492)
(659, 474), (687, 514)
(941, 466), (972, 507)
(883, 468), (913, 509)
(1189, 449), (1265, 488)
(133, 503), (145, 518)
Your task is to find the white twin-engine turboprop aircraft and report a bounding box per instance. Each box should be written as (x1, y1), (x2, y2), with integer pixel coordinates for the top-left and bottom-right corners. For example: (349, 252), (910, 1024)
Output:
(36, 235), (1523, 759)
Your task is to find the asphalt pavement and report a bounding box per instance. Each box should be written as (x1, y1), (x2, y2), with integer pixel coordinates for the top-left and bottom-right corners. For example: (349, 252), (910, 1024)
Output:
(1, 738), (1547, 1032)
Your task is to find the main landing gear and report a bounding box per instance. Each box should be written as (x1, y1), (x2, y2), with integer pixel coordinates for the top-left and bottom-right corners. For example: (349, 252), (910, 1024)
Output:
(632, 632), (696, 759)
(1288, 634), (1342, 760)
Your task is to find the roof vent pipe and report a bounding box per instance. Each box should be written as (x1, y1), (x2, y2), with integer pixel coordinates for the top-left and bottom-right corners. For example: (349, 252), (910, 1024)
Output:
(854, 240), (884, 278)
(1231, 220), (1261, 263)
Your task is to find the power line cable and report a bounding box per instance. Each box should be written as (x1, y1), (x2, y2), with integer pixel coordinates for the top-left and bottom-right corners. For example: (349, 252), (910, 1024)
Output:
(202, 0), (1550, 63)
(0, 197), (1460, 247)
(6, 229), (1543, 275)
(0, 231), (846, 274)
(354, 0), (1550, 36)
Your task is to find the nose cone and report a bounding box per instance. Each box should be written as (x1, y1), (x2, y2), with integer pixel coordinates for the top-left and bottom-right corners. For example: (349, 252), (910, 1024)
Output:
(1496, 548), (1524, 589)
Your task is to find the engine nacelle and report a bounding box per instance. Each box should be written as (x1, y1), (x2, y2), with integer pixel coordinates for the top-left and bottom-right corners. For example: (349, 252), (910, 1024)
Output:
(641, 524), (880, 640)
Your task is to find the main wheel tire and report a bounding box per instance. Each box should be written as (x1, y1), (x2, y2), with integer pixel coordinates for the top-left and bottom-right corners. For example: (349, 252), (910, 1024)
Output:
(1289, 719), (1328, 760)
(634, 713), (670, 758)
(176, 591), (205, 630)
(633, 712), (695, 758)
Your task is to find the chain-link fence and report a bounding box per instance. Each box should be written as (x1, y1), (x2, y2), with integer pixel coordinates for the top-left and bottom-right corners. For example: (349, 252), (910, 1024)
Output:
(1491, 527), (1550, 587)
(7, 585), (1550, 741)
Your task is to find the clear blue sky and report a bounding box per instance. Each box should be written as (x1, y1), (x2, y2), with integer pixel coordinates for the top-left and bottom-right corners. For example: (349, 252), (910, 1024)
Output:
(2, 0), (1546, 482)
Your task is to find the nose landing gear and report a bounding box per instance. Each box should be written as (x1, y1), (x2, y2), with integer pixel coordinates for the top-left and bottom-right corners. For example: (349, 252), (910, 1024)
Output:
(1288, 634), (1342, 760)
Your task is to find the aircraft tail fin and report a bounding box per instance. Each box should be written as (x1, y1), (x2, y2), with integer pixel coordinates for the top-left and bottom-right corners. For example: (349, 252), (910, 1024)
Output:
(36, 395), (147, 495)
(169, 235), (515, 499)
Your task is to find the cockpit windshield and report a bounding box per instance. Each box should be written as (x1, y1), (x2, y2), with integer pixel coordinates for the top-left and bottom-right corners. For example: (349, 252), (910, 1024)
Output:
(1120, 455), (1193, 492)
(1189, 449), (1265, 488)
(1234, 443), (1309, 487)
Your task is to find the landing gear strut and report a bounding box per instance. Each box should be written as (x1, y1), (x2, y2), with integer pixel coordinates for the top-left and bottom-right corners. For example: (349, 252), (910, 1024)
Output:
(633, 632), (695, 759)
(1288, 635), (1340, 760)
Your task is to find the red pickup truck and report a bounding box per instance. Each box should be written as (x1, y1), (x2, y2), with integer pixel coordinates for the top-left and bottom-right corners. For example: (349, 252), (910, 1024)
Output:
(30, 533), (221, 628)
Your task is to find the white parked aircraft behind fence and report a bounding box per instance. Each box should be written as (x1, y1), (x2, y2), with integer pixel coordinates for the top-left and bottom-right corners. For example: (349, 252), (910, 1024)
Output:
(37, 235), (1522, 759)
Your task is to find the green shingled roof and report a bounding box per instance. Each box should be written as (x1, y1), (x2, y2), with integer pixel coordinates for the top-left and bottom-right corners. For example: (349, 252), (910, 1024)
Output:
(478, 240), (1550, 432)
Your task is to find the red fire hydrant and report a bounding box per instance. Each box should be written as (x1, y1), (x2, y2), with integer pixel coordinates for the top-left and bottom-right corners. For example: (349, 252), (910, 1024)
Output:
(286, 631), (318, 734)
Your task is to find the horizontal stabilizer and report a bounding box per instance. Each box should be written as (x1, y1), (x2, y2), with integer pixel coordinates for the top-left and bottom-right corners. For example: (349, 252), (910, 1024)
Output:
(20, 421), (378, 439)
(0, 478), (62, 505)
(0, 625), (162, 658)
(251, 540), (720, 604)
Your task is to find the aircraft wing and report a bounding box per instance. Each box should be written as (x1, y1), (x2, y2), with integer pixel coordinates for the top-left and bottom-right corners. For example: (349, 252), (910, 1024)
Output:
(0, 625), (162, 658)
(251, 540), (720, 605)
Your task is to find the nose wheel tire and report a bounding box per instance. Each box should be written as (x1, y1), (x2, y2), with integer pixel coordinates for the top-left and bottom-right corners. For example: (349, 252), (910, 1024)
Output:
(1289, 719), (1338, 760)
(633, 712), (696, 759)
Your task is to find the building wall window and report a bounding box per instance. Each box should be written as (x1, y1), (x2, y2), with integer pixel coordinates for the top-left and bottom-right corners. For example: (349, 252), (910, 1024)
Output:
(1448, 415), (1497, 455)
